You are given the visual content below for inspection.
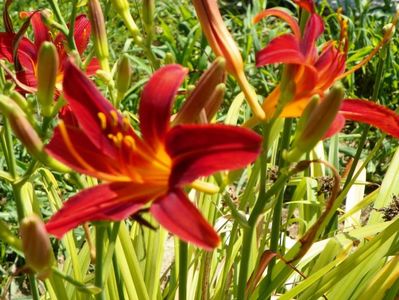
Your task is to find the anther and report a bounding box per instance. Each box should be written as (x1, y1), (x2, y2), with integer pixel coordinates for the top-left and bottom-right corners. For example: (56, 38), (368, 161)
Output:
(123, 135), (136, 150)
(122, 117), (130, 131)
(110, 110), (119, 127)
(98, 112), (107, 130)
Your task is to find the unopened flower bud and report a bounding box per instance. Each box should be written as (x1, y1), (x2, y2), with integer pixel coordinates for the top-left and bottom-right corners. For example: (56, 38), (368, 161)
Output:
(284, 84), (345, 162)
(20, 215), (53, 280)
(88, 0), (110, 72)
(111, 0), (143, 44)
(115, 54), (132, 106)
(142, 0), (155, 35)
(37, 42), (59, 117)
(192, 0), (265, 120)
(0, 96), (44, 158)
(0, 96), (70, 172)
(174, 57), (226, 124)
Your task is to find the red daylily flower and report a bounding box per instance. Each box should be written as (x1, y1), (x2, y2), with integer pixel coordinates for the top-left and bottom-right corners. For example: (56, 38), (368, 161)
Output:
(254, 0), (399, 138)
(44, 61), (262, 250)
(0, 11), (99, 93)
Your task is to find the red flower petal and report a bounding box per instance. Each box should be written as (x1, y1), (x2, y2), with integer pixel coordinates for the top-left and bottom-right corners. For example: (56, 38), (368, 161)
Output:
(151, 189), (220, 250)
(256, 34), (304, 67)
(339, 99), (399, 138)
(46, 123), (121, 178)
(166, 124), (262, 186)
(85, 57), (100, 76)
(62, 60), (130, 157)
(324, 113), (346, 138)
(73, 15), (91, 55)
(294, 0), (315, 13)
(300, 14), (324, 59)
(20, 11), (51, 48)
(0, 33), (37, 70)
(46, 182), (162, 238)
(139, 64), (188, 148)
(253, 8), (301, 39)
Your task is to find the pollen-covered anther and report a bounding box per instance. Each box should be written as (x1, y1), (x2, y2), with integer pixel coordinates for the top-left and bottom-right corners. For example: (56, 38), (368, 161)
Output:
(98, 112), (107, 130)
(108, 132), (124, 147)
(122, 117), (130, 131)
(110, 110), (119, 127)
(123, 135), (136, 150)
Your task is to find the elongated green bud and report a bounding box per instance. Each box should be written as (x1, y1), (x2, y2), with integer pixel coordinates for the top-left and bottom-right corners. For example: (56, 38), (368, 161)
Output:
(20, 215), (53, 280)
(173, 57), (226, 124)
(37, 42), (59, 117)
(110, 0), (143, 44)
(284, 84), (345, 162)
(142, 0), (155, 35)
(88, 0), (110, 72)
(115, 54), (132, 106)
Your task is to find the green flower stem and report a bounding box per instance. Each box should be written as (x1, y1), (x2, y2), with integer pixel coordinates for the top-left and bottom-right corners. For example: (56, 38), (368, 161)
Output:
(46, 0), (68, 29)
(67, 0), (79, 53)
(2, 120), (40, 300)
(260, 118), (293, 295)
(46, 0), (78, 53)
(179, 240), (188, 300)
(95, 224), (107, 300)
(237, 122), (273, 299)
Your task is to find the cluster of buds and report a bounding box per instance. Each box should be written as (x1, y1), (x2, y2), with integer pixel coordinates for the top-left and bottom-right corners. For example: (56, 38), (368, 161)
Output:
(173, 57), (226, 124)
(284, 84), (345, 162)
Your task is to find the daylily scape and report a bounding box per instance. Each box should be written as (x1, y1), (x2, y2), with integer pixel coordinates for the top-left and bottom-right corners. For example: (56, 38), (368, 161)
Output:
(44, 61), (262, 250)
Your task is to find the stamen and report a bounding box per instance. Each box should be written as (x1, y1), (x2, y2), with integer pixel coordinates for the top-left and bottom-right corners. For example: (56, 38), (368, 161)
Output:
(122, 117), (130, 131)
(98, 112), (107, 130)
(110, 110), (119, 127)
(58, 120), (97, 172)
(123, 135), (136, 150)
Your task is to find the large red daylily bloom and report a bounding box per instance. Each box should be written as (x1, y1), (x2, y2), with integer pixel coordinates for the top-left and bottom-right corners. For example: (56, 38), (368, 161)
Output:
(254, 0), (399, 138)
(44, 61), (262, 250)
(0, 11), (99, 93)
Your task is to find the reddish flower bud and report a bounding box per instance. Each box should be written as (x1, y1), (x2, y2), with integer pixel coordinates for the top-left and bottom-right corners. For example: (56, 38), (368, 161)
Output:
(0, 96), (44, 158)
(88, 0), (110, 72)
(173, 57), (226, 124)
(20, 215), (53, 279)
(192, 0), (265, 120)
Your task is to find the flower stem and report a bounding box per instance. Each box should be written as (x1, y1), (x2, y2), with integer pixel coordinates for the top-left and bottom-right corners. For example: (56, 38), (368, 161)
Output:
(237, 122), (271, 300)
(2, 121), (40, 300)
(95, 224), (107, 300)
(179, 240), (188, 300)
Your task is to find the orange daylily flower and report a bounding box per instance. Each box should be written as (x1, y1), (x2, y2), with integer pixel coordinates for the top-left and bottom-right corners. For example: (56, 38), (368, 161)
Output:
(253, 0), (399, 138)
(45, 61), (262, 250)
